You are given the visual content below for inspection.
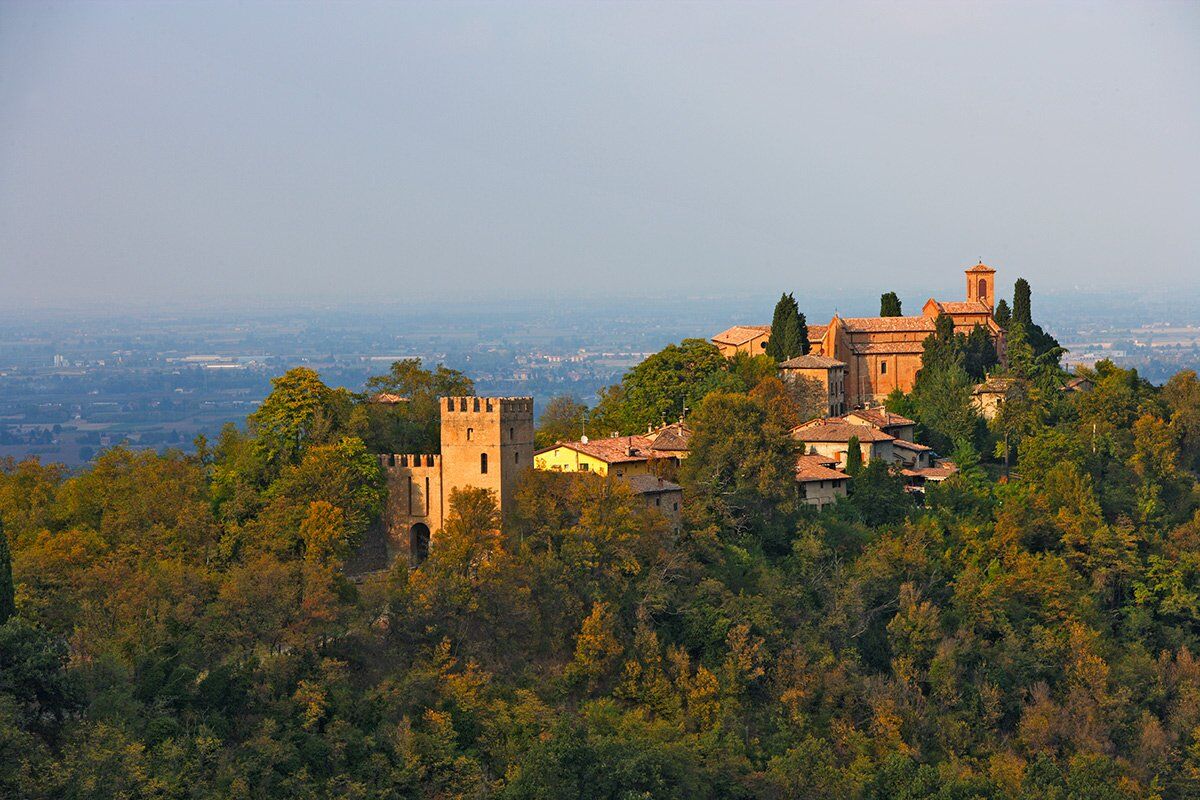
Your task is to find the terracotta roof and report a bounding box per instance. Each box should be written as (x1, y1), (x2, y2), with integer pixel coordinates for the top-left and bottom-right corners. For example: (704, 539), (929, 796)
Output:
(369, 393), (409, 404)
(779, 354), (846, 369)
(796, 454), (850, 482)
(841, 409), (915, 429)
(840, 316), (937, 333)
(807, 324), (828, 342)
(934, 301), (993, 315)
(903, 465), (958, 481)
(974, 376), (1017, 395)
(892, 438), (932, 452)
(712, 325), (771, 346)
(622, 474), (682, 495)
(792, 420), (895, 443)
(1060, 376), (1094, 392)
(966, 262), (996, 273)
(850, 342), (927, 355)
(646, 422), (692, 452)
(539, 435), (674, 465)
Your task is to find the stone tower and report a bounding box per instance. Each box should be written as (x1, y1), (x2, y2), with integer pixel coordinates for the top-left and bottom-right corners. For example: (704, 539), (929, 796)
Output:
(439, 396), (535, 520)
(966, 262), (996, 309)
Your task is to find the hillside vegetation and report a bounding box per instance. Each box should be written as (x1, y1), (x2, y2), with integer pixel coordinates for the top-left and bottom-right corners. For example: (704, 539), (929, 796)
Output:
(6, 345), (1200, 798)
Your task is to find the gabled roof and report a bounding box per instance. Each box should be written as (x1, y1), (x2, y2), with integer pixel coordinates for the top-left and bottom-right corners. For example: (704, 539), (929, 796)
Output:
(779, 354), (846, 369)
(936, 301), (993, 315)
(842, 409), (915, 429)
(973, 376), (1017, 395)
(712, 325), (771, 346)
(795, 454), (850, 483)
(792, 420), (895, 443)
(891, 438), (932, 453)
(966, 262), (996, 273)
(537, 435), (672, 464)
(840, 316), (938, 333)
(369, 392), (409, 404)
(645, 422), (692, 452)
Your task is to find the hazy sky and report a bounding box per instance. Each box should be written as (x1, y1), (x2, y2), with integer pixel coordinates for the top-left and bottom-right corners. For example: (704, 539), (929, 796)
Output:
(1, 1), (1197, 308)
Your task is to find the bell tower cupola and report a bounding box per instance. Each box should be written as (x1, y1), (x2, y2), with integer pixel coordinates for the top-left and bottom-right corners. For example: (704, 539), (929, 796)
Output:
(965, 262), (996, 309)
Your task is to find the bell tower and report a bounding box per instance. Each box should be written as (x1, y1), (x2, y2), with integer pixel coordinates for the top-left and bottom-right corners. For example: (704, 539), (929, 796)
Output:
(966, 262), (996, 309)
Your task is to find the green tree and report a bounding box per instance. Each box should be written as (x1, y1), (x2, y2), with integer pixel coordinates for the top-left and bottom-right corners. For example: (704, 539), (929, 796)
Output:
(1013, 278), (1033, 326)
(250, 368), (351, 475)
(679, 392), (799, 553)
(765, 293), (810, 362)
(591, 339), (733, 434)
(880, 292), (902, 317)
(0, 519), (13, 625)
(536, 396), (589, 448)
(994, 298), (1012, 329)
(845, 435), (863, 476)
(357, 358), (474, 453)
(963, 324), (998, 380)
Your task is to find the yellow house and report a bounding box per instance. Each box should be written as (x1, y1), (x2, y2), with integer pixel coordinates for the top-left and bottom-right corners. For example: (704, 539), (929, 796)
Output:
(535, 435), (668, 478)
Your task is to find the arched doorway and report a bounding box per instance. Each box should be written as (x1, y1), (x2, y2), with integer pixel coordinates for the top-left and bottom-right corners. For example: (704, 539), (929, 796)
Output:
(409, 523), (430, 565)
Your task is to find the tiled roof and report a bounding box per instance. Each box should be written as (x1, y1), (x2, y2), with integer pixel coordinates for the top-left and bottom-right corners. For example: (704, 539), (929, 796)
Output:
(973, 376), (1017, 395)
(842, 409), (915, 429)
(779, 354), (846, 369)
(807, 324), (829, 342)
(646, 422), (692, 452)
(903, 465), (958, 481)
(712, 325), (771, 346)
(850, 342), (927, 355)
(540, 435), (672, 464)
(840, 316), (938, 333)
(792, 420), (895, 443)
(622, 474), (682, 494)
(369, 393), (409, 404)
(795, 454), (850, 482)
(934, 301), (993, 315)
(892, 438), (932, 452)
(966, 262), (996, 273)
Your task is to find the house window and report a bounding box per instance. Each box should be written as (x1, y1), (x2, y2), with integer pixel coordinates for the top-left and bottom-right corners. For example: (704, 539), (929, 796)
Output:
(466, 427), (473, 441)
(580, 463), (590, 472)
(880, 361), (887, 375)
(673, 502), (679, 511)
(655, 497), (661, 506)
(480, 453), (488, 474)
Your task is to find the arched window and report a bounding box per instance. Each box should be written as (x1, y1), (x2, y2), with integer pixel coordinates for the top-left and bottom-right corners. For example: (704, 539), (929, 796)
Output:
(880, 361), (887, 375)
(466, 427), (473, 441)
(480, 452), (488, 474)
(409, 523), (430, 565)
(514, 451), (520, 464)
(978, 278), (987, 302)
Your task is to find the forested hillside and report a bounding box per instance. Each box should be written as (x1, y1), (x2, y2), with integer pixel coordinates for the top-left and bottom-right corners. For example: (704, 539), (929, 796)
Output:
(6, 337), (1200, 798)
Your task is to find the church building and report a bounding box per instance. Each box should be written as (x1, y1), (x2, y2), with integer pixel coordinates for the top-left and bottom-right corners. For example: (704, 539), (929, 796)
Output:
(715, 263), (1006, 409)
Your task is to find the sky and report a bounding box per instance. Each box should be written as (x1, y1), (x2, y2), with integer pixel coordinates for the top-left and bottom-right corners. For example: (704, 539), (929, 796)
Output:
(1, 1), (1197, 309)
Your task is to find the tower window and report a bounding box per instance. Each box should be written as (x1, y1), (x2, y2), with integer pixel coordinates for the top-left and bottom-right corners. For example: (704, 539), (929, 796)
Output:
(880, 361), (887, 375)
(467, 427), (473, 441)
(480, 453), (488, 474)
(515, 451), (520, 464)
(510, 426), (514, 441)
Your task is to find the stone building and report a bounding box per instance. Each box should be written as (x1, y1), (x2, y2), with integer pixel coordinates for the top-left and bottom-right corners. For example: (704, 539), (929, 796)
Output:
(533, 423), (691, 478)
(377, 396), (534, 564)
(778, 355), (847, 417)
(795, 454), (850, 509)
(715, 263), (1006, 409)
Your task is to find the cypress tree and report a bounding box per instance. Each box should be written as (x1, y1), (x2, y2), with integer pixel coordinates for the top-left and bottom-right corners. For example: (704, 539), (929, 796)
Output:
(845, 435), (863, 477)
(1012, 279), (1032, 326)
(0, 519), (14, 625)
(994, 298), (1011, 329)
(880, 292), (902, 317)
(765, 293), (809, 361)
